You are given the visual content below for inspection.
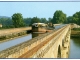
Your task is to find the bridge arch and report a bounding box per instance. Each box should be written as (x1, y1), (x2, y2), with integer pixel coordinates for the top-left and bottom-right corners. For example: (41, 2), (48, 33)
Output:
(57, 45), (61, 58)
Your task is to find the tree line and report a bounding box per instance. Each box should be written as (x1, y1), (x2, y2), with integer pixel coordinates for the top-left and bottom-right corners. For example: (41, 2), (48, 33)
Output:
(0, 10), (80, 29)
(0, 13), (48, 29)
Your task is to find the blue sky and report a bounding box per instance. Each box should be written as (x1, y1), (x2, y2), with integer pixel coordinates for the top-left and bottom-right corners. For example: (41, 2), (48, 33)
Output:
(0, 2), (80, 19)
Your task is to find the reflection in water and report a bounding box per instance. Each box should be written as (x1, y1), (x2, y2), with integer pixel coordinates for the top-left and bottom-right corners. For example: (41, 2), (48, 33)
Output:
(71, 38), (80, 47)
(69, 37), (80, 58)
(32, 33), (46, 38)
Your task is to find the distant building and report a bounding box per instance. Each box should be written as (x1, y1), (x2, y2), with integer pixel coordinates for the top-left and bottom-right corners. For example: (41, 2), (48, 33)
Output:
(0, 24), (2, 27)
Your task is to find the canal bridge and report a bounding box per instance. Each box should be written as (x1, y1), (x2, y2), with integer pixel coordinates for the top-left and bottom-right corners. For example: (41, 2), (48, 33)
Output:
(0, 24), (71, 58)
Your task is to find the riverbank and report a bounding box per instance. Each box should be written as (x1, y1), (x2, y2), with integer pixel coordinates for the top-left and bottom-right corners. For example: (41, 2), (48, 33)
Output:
(71, 28), (80, 38)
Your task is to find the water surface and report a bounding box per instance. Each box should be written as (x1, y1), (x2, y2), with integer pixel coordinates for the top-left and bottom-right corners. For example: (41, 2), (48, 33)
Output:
(0, 34), (32, 51)
(69, 38), (80, 58)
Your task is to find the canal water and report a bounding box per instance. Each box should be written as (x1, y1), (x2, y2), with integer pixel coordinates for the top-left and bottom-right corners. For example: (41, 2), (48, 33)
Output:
(0, 34), (32, 51)
(69, 38), (80, 59)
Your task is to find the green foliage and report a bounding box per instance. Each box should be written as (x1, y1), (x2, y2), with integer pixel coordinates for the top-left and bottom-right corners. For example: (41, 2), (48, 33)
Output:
(52, 10), (67, 24)
(72, 11), (80, 25)
(40, 18), (47, 23)
(0, 18), (12, 26)
(23, 18), (32, 26)
(48, 18), (52, 23)
(12, 13), (25, 28)
(30, 17), (40, 26)
(1, 10), (80, 29)
(67, 16), (74, 23)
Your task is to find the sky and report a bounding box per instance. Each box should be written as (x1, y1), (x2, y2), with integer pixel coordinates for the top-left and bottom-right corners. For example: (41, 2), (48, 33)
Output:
(0, 1), (80, 19)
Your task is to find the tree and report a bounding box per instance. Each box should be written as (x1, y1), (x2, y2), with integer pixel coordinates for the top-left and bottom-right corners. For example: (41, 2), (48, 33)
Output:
(48, 17), (52, 23)
(40, 18), (47, 23)
(67, 16), (73, 23)
(52, 10), (67, 24)
(0, 17), (13, 28)
(72, 11), (80, 25)
(12, 13), (25, 28)
(23, 18), (32, 26)
(30, 17), (40, 26)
